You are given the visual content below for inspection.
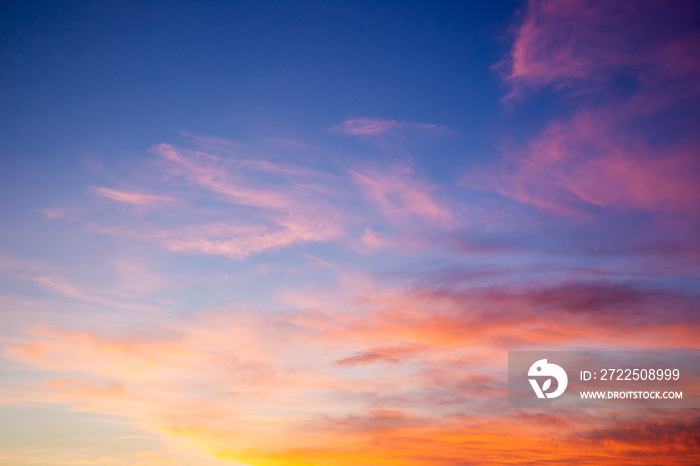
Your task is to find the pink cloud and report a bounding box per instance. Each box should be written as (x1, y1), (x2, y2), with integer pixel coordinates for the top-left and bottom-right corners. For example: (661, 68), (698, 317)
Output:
(133, 141), (350, 258)
(356, 226), (389, 252)
(83, 137), (460, 260)
(152, 143), (295, 211)
(92, 187), (175, 207)
(506, 0), (700, 97)
(475, 0), (700, 219)
(472, 110), (700, 215)
(41, 208), (66, 219)
(331, 118), (450, 137)
(350, 164), (453, 222)
(160, 217), (344, 260)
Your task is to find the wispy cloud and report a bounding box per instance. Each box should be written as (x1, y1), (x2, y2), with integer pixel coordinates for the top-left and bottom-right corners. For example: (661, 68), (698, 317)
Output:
(331, 117), (451, 138)
(101, 139), (352, 258)
(82, 136), (459, 260)
(92, 187), (175, 207)
(159, 218), (344, 260)
(41, 208), (67, 219)
(349, 163), (453, 223)
(0, 255), (164, 313)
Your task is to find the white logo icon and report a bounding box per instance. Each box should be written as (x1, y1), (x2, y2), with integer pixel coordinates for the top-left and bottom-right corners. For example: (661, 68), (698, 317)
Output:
(528, 359), (568, 398)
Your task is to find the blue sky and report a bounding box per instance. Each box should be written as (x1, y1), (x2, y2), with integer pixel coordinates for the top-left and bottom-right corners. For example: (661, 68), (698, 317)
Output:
(1, 1), (518, 154)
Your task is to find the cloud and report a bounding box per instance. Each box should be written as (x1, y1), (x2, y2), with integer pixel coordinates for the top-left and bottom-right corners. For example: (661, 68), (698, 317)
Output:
(5, 268), (700, 465)
(349, 164), (453, 223)
(152, 142), (299, 211)
(468, 109), (700, 215)
(331, 118), (451, 138)
(42, 208), (67, 219)
(572, 416), (700, 459)
(159, 218), (344, 260)
(97, 139), (352, 259)
(336, 344), (424, 366)
(473, 0), (700, 223)
(92, 187), (175, 207)
(356, 227), (390, 252)
(0, 255), (163, 313)
(506, 0), (700, 97)
(82, 136), (459, 260)
(281, 273), (700, 353)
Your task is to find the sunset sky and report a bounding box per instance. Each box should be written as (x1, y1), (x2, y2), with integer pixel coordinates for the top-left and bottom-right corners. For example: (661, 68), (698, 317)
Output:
(1, 1), (700, 465)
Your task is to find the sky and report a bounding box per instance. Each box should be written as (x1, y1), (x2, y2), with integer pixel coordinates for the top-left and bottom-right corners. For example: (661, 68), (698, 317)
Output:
(1, 0), (699, 465)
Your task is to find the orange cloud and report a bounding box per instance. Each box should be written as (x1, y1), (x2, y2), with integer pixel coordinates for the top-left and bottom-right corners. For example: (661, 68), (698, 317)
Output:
(5, 271), (700, 464)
